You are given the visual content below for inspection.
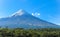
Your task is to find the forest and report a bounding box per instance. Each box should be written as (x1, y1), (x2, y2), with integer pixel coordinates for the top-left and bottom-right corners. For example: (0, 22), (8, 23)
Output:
(0, 28), (60, 37)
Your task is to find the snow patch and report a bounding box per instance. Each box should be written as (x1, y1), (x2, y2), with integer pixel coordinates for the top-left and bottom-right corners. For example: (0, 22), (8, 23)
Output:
(11, 9), (26, 17)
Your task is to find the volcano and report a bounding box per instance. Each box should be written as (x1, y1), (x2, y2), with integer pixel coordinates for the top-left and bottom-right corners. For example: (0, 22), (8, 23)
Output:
(0, 9), (60, 29)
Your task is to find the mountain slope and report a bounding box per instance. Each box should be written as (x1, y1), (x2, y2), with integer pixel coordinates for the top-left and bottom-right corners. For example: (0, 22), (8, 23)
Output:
(0, 9), (60, 28)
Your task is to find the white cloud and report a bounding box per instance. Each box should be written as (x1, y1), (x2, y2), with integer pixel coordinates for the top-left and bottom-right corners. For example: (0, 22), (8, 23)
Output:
(32, 12), (40, 17)
(37, 13), (40, 15)
(32, 13), (34, 16)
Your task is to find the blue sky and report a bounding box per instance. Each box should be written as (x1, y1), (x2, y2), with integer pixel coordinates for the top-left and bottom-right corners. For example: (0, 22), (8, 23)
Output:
(0, 0), (60, 25)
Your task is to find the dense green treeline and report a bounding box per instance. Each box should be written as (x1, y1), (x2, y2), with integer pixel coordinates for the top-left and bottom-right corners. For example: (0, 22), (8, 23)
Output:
(0, 28), (60, 37)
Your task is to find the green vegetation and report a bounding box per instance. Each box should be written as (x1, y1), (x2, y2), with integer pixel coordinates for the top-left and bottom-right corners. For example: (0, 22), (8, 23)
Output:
(0, 28), (60, 37)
